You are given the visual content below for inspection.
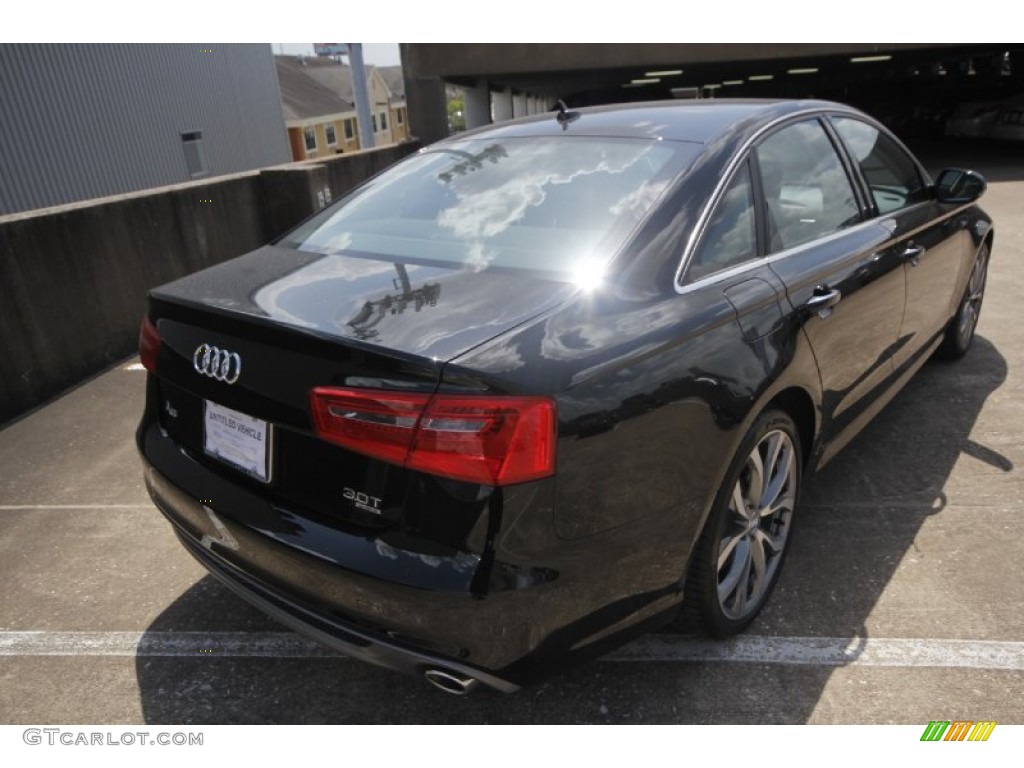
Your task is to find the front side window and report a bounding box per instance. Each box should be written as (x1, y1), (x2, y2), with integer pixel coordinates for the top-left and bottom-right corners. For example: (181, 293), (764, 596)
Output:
(325, 123), (337, 145)
(689, 162), (757, 280)
(344, 119), (354, 140)
(281, 137), (698, 276)
(831, 116), (929, 215)
(381, 111), (388, 131)
(755, 119), (861, 253)
(303, 126), (316, 152)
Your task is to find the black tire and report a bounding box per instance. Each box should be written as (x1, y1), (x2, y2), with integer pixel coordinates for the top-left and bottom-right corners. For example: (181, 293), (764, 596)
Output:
(679, 409), (802, 638)
(936, 243), (990, 360)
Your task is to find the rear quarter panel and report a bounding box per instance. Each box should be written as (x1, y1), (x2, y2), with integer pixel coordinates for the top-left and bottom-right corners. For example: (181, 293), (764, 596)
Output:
(447, 270), (822, 596)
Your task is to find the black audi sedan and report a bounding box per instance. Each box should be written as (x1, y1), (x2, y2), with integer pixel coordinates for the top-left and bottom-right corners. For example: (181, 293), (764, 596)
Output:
(137, 100), (992, 694)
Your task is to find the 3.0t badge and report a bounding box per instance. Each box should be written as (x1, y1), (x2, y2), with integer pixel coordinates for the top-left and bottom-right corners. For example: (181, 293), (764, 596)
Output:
(343, 487), (383, 515)
(193, 344), (242, 384)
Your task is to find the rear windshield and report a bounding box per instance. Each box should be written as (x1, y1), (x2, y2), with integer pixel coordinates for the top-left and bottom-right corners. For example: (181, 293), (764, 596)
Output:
(281, 136), (697, 276)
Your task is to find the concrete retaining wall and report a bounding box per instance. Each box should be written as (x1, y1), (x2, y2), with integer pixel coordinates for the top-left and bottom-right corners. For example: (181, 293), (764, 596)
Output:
(0, 141), (419, 425)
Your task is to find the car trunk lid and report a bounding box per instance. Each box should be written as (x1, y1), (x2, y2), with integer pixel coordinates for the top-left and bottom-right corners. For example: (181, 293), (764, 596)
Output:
(143, 244), (572, 538)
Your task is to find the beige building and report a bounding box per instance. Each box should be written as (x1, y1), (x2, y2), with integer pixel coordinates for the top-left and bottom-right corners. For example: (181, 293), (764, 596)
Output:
(275, 55), (409, 162)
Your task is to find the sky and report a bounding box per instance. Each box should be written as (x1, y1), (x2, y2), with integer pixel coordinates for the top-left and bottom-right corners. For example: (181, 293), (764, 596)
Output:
(275, 43), (400, 67)
(8, 3), (999, 51)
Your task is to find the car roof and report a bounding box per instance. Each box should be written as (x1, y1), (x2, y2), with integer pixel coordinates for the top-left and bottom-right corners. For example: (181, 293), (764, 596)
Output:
(444, 99), (854, 145)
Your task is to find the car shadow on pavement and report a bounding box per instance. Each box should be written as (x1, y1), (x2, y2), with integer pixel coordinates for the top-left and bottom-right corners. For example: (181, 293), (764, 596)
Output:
(135, 336), (1008, 724)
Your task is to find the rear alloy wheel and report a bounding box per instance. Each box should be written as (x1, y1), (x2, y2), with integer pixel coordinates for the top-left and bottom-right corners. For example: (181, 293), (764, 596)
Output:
(683, 410), (801, 637)
(937, 244), (989, 360)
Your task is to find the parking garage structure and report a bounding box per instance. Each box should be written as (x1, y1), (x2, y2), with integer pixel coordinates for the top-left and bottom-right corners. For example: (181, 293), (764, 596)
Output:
(400, 43), (1023, 145)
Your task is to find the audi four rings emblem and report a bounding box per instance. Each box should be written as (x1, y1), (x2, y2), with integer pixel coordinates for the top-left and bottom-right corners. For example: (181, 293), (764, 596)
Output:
(193, 344), (242, 384)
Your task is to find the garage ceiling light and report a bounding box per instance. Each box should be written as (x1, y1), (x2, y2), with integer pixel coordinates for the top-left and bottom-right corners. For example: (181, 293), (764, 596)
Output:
(645, 69), (683, 77)
(788, 68), (819, 75)
(850, 55), (892, 63)
(631, 78), (660, 85)
(748, 74), (774, 81)
(703, 84), (721, 90)
(723, 80), (744, 86)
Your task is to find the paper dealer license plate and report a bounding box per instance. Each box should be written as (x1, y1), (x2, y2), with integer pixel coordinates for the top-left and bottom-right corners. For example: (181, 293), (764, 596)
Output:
(203, 400), (272, 482)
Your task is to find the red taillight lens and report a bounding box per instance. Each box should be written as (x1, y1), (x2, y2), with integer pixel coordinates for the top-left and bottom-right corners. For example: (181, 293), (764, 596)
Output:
(310, 387), (426, 467)
(410, 396), (556, 485)
(309, 387), (556, 486)
(139, 315), (161, 372)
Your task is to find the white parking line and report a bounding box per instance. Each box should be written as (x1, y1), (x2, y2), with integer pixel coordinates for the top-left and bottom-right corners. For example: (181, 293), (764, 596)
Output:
(1, 631), (1022, 670)
(611, 634), (1024, 669)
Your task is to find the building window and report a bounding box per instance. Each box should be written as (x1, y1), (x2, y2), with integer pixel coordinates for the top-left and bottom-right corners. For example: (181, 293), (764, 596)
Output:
(344, 119), (354, 140)
(180, 131), (207, 178)
(371, 114), (378, 133)
(380, 111), (388, 131)
(325, 123), (337, 145)
(397, 108), (404, 125)
(304, 126), (317, 152)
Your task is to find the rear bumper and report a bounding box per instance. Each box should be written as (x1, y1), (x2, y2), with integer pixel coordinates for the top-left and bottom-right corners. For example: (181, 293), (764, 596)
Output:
(143, 462), (520, 692)
(138, 398), (688, 690)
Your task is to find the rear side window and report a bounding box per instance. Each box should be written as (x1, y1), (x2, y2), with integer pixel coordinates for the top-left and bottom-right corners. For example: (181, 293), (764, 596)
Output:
(831, 116), (929, 215)
(689, 162), (757, 280)
(281, 137), (699, 277)
(755, 119), (861, 253)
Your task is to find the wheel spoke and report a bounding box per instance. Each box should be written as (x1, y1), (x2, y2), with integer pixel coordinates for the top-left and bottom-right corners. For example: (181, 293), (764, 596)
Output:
(717, 531), (745, 570)
(960, 300), (975, 338)
(761, 493), (793, 519)
(970, 258), (987, 294)
(732, 549), (753, 614)
(718, 540), (750, 605)
(765, 432), (784, 470)
(754, 526), (784, 553)
(731, 482), (750, 520)
(749, 532), (767, 596)
(746, 450), (766, 512)
(760, 439), (793, 510)
(962, 304), (978, 339)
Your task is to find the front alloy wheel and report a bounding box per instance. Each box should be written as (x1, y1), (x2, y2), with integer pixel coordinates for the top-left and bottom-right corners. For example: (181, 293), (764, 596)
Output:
(682, 409), (802, 637)
(957, 247), (988, 347)
(938, 244), (989, 360)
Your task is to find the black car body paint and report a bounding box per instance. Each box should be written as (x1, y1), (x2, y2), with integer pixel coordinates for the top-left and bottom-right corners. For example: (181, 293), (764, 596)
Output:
(137, 100), (993, 690)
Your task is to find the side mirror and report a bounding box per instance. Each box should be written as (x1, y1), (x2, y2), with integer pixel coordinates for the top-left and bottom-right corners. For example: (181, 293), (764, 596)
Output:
(935, 168), (987, 204)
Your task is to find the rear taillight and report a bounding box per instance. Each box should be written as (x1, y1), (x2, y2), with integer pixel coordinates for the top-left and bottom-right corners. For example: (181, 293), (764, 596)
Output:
(310, 388), (426, 467)
(310, 387), (556, 486)
(139, 315), (161, 372)
(408, 395), (555, 485)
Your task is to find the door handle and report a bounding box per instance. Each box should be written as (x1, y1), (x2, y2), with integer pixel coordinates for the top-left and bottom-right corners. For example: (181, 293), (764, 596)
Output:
(803, 285), (842, 317)
(901, 244), (925, 266)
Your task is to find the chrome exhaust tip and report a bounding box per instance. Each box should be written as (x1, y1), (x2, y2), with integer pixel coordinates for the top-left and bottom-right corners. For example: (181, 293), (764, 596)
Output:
(423, 668), (478, 695)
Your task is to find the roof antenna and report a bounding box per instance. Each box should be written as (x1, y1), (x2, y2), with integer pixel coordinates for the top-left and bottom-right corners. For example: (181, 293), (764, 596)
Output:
(555, 100), (580, 129)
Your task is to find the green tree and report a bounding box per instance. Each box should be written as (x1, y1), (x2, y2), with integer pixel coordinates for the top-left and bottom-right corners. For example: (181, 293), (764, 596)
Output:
(447, 96), (466, 133)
